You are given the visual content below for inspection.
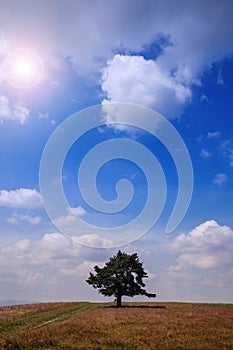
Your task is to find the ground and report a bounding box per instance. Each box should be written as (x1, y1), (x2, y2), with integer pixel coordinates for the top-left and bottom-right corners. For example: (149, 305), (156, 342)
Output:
(0, 302), (232, 349)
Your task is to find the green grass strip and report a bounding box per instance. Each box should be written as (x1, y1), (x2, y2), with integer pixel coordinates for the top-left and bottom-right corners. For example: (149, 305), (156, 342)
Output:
(0, 302), (102, 339)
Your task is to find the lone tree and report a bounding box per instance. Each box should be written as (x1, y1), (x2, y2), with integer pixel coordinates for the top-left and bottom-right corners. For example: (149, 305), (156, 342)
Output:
(86, 250), (156, 307)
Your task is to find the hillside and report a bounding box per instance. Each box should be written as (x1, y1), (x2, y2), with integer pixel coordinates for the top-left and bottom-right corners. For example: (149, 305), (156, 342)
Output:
(0, 302), (232, 349)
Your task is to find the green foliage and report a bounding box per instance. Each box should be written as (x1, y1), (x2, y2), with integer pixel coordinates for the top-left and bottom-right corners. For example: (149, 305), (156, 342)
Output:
(86, 251), (156, 306)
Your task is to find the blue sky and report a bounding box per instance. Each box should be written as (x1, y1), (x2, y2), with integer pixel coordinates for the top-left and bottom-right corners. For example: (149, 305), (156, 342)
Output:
(0, 0), (233, 303)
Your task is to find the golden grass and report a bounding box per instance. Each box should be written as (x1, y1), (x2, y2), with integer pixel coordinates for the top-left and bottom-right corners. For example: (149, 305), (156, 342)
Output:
(0, 302), (233, 349)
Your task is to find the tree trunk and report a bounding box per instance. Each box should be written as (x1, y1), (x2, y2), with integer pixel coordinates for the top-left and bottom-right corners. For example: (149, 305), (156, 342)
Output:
(116, 294), (122, 307)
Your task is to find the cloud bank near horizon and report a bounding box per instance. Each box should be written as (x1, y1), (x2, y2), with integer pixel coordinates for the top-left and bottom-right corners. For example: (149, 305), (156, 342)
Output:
(0, 220), (232, 302)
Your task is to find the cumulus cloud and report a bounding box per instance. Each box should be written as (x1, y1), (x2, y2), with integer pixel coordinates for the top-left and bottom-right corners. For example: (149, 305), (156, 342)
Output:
(52, 211), (115, 247)
(0, 95), (29, 124)
(0, 231), (156, 301)
(7, 213), (41, 225)
(0, 1), (233, 122)
(53, 211), (85, 232)
(0, 188), (42, 208)
(76, 234), (114, 248)
(166, 220), (233, 290)
(68, 206), (86, 217)
(1, 1), (233, 77)
(59, 260), (104, 277)
(213, 173), (228, 185)
(97, 1), (233, 120)
(101, 54), (191, 118)
(0, 223), (232, 302)
(0, 232), (112, 300)
(16, 269), (44, 288)
(167, 220), (233, 252)
(148, 220), (233, 302)
(53, 207), (114, 248)
(53, 214), (77, 227)
(13, 232), (111, 268)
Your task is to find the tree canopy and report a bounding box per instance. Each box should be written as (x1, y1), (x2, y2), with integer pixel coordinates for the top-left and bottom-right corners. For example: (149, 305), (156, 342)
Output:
(86, 250), (156, 307)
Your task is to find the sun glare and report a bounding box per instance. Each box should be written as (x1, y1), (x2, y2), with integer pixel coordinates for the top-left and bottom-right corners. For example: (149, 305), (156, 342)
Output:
(3, 48), (43, 89)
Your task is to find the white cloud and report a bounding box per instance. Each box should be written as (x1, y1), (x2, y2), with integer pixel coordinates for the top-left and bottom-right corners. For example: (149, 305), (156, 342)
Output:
(0, 232), (112, 300)
(207, 131), (222, 139)
(0, 95), (29, 124)
(59, 260), (104, 277)
(219, 140), (233, 167)
(16, 269), (44, 288)
(0, 1), (232, 126)
(7, 213), (41, 225)
(200, 149), (211, 159)
(53, 207), (114, 248)
(171, 253), (219, 271)
(53, 214), (77, 227)
(12, 103), (30, 124)
(1, 2), (233, 80)
(213, 173), (228, 185)
(167, 220), (233, 271)
(144, 269), (157, 280)
(167, 220), (233, 252)
(0, 188), (42, 209)
(0, 223), (232, 302)
(6, 216), (19, 225)
(38, 111), (49, 120)
(1, 232), (108, 269)
(102, 54), (191, 119)
(38, 111), (56, 125)
(51, 176), (66, 186)
(69, 206), (86, 217)
(163, 220), (233, 297)
(76, 234), (114, 248)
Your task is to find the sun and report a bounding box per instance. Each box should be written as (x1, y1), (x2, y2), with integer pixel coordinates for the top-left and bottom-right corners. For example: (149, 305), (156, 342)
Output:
(3, 48), (43, 89)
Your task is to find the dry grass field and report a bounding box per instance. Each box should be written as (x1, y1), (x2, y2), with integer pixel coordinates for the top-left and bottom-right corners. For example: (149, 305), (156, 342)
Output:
(0, 301), (232, 349)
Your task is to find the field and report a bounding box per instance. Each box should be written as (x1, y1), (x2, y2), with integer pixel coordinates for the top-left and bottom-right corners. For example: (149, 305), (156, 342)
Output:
(0, 302), (232, 349)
